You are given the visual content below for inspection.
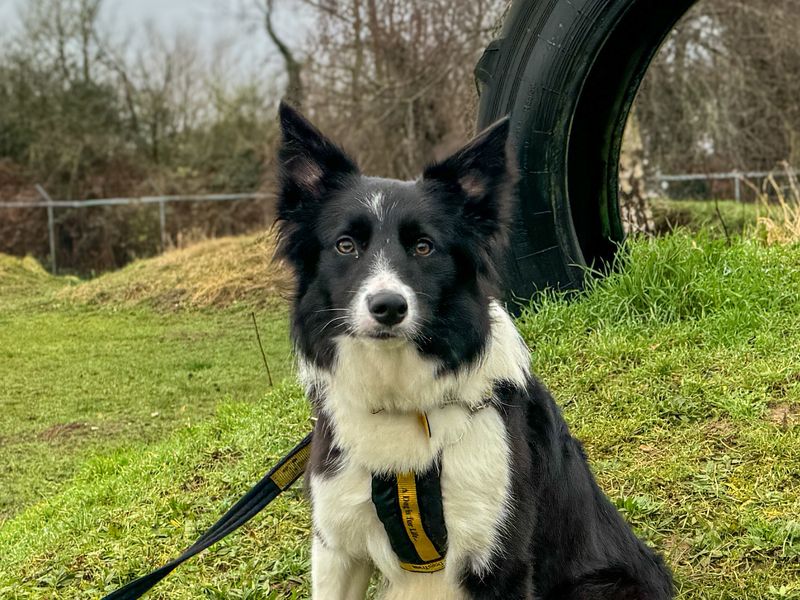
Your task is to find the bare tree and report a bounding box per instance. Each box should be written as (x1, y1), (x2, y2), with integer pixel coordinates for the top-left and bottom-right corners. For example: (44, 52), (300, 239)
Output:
(299, 0), (505, 179)
(636, 0), (800, 175)
(261, 0), (305, 106)
(619, 111), (655, 235)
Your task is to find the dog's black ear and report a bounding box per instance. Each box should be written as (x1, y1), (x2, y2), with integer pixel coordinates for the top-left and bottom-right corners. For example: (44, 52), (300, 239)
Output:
(277, 102), (359, 213)
(422, 117), (516, 240)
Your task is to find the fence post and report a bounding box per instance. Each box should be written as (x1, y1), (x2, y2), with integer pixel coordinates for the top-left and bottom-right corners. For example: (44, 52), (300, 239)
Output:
(734, 172), (742, 203)
(35, 184), (57, 275)
(158, 200), (167, 251)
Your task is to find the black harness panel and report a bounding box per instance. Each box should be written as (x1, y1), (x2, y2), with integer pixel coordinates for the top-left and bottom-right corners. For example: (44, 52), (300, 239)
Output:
(371, 464), (448, 573)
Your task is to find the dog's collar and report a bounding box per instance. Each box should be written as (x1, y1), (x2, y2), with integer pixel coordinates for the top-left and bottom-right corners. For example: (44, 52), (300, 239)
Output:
(466, 396), (495, 414)
(370, 388), (496, 416)
(367, 394), (494, 438)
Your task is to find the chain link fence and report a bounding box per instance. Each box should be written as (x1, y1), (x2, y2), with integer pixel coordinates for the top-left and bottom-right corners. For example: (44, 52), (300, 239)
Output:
(0, 188), (270, 274)
(655, 169), (799, 202)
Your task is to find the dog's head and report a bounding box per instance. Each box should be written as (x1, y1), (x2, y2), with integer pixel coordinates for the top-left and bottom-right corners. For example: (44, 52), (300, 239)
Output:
(275, 102), (517, 371)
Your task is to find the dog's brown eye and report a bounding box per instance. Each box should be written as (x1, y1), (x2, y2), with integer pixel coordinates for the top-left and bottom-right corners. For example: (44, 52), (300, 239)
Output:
(414, 238), (434, 256)
(336, 237), (357, 255)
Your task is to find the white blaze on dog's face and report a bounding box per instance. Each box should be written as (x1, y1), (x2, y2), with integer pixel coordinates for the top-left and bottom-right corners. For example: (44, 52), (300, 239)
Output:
(349, 248), (420, 340)
(274, 102), (516, 373)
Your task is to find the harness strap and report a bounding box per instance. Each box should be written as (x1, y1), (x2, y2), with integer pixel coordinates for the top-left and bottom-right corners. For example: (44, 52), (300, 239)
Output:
(371, 464), (448, 573)
(101, 433), (313, 600)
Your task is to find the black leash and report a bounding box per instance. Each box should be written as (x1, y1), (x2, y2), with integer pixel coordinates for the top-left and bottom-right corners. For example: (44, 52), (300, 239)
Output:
(101, 432), (313, 600)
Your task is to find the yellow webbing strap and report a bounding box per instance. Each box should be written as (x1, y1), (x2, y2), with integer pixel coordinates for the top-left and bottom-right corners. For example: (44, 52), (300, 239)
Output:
(396, 472), (445, 572)
(270, 441), (312, 490)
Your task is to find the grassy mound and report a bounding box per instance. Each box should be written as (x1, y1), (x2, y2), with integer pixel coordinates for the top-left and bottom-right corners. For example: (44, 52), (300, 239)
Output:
(0, 254), (71, 311)
(0, 253), (51, 281)
(0, 254), (61, 292)
(63, 233), (291, 310)
(514, 235), (800, 598)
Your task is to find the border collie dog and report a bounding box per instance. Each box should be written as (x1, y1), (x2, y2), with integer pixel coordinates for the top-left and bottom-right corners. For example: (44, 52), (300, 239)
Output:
(275, 102), (673, 600)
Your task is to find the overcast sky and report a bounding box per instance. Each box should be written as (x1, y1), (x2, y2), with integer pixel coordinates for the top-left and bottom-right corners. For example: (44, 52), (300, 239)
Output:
(0, 0), (313, 78)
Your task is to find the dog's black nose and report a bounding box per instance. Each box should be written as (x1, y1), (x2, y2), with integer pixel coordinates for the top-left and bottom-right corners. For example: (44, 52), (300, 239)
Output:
(368, 292), (408, 326)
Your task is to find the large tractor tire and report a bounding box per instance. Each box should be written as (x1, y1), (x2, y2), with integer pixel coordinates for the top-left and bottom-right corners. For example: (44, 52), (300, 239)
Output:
(476, 0), (698, 305)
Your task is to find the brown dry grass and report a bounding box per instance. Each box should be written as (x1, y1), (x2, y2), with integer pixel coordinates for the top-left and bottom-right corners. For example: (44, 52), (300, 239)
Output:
(750, 163), (800, 245)
(62, 231), (291, 310)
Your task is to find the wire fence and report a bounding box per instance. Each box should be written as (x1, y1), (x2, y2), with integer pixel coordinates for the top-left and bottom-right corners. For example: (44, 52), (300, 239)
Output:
(2, 169), (797, 275)
(0, 186), (269, 274)
(654, 169), (799, 202)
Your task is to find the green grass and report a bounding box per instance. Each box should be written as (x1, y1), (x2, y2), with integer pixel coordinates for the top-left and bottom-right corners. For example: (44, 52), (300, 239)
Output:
(1, 231), (799, 599)
(0, 304), (292, 521)
(519, 234), (800, 598)
(0, 388), (311, 600)
(0, 240), (292, 519)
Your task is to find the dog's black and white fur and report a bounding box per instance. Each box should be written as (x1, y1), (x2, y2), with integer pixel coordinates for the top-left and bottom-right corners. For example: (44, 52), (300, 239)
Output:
(274, 102), (673, 600)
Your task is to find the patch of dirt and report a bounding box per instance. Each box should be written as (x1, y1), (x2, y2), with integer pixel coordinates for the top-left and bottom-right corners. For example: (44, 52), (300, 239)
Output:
(663, 533), (693, 563)
(159, 330), (210, 343)
(203, 447), (244, 466)
(766, 403), (799, 430)
(181, 473), (207, 492)
(766, 372), (800, 399)
(705, 418), (735, 437)
(703, 418), (739, 450)
(37, 422), (94, 442)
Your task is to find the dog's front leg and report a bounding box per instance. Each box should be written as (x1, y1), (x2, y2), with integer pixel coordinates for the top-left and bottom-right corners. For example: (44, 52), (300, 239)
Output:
(312, 535), (372, 600)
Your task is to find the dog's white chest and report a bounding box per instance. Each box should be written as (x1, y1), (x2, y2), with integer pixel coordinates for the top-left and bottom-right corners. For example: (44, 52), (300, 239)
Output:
(310, 407), (511, 599)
